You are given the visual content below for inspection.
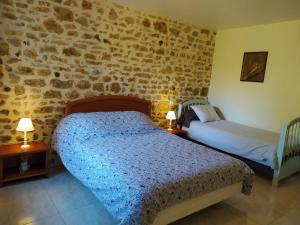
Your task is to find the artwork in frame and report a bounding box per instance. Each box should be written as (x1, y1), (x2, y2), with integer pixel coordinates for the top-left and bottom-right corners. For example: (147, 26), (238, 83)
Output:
(240, 51), (268, 82)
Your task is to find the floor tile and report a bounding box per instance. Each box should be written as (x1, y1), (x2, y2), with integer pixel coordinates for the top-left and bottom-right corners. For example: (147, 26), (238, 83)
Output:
(7, 191), (59, 225)
(269, 215), (300, 225)
(0, 200), (12, 225)
(47, 178), (99, 213)
(60, 202), (117, 225)
(0, 179), (48, 205)
(229, 195), (284, 224)
(23, 214), (66, 225)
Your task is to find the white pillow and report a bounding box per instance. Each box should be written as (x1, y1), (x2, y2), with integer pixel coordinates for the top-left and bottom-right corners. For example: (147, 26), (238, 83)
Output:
(191, 105), (220, 123)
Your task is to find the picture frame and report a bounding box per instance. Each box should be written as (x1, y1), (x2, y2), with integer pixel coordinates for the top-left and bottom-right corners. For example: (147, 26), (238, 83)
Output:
(240, 51), (268, 82)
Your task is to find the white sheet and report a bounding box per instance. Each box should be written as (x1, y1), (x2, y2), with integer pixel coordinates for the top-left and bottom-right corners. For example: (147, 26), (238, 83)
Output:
(183, 120), (280, 169)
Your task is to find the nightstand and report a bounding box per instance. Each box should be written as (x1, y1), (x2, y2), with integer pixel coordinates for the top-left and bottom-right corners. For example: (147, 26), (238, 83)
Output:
(0, 142), (49, 187)
(168, 128), (187, 138)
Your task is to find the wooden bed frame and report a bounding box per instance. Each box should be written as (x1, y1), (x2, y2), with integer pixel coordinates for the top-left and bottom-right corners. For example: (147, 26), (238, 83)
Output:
(178, 98), (300, 187)
(65, 95), (151, 116)
(64, 95), (244, 225)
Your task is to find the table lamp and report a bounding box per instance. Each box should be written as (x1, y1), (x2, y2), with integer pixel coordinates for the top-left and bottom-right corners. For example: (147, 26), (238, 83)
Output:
(166, 111), (176, 131)
(16, 118), (35, 149)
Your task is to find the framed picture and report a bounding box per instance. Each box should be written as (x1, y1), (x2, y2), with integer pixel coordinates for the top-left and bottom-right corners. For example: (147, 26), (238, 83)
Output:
(240, 51), (268, 82)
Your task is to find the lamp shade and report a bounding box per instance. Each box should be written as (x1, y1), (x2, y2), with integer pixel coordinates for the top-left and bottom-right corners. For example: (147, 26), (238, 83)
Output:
(166, 111), (176, 120)
(16, 118), (34, 132)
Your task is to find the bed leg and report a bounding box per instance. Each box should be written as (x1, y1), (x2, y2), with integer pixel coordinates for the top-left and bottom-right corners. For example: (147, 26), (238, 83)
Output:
(272, 170), (280, 187)
(272, 176), (279, 187)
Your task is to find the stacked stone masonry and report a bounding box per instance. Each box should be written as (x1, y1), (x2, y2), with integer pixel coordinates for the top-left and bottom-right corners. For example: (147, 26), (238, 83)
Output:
(0, 0), (216, 145)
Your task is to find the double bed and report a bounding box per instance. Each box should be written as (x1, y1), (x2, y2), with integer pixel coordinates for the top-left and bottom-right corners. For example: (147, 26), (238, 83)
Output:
(52, 96), (253, 225)
(178, 98), (300, 186)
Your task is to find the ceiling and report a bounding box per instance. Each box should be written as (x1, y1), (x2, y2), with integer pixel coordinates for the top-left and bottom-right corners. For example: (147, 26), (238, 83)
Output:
(113, 0), (300, 30)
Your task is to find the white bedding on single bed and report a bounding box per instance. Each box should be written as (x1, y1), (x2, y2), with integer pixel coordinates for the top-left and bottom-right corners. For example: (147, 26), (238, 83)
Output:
(183, 120), (280, 169)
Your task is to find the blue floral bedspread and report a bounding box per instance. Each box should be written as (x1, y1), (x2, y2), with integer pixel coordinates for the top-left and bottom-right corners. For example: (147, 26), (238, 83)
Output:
(52, 111), (253, 225)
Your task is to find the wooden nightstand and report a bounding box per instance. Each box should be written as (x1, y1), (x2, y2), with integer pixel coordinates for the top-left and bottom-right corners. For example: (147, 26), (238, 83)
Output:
(168, 128), (187, 138)
(0, 142), (49, 187)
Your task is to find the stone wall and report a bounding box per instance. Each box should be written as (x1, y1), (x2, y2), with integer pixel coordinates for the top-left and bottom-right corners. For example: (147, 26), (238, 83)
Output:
(0, 0), (216, 145)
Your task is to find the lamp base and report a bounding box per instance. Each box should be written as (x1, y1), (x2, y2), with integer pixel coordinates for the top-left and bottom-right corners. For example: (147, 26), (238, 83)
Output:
(21, 144), (30, 149)
(21, 131), (30, 150)
(168, 119), (173, 131)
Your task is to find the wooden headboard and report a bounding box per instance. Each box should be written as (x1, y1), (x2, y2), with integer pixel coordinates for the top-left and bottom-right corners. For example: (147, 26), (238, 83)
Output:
(65, 95), (151, 116)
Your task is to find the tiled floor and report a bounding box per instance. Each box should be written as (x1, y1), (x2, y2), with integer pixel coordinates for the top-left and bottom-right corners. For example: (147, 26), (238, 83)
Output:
(0, 167), (300, 225)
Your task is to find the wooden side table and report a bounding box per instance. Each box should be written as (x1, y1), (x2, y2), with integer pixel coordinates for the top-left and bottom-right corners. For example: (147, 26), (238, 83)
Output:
(168, 128), (187, 138)
(0, 142), (49, 187)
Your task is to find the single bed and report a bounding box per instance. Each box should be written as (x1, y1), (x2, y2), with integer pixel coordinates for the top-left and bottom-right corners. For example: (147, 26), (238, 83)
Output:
(183, 120), (279, 169)
(52, 95), (253, 225)
(178, 98), (300, 186)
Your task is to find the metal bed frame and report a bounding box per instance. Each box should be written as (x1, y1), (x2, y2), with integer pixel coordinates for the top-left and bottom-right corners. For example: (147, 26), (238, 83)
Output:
(178, 98), (300, 186)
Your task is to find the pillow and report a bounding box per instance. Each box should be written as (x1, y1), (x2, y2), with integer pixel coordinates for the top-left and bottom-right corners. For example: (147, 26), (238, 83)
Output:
(178, 109), (199, 128)
(58, 111), (159, 139)
(191, 105), (220, 123)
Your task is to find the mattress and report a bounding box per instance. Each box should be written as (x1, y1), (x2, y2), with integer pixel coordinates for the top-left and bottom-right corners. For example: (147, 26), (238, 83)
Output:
(53, 112), (253, 225)
(183, 120), (280, 169)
